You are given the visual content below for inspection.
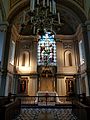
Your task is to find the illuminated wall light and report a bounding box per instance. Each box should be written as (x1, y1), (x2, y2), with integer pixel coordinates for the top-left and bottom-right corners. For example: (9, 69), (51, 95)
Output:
(16, 66), (31, 73)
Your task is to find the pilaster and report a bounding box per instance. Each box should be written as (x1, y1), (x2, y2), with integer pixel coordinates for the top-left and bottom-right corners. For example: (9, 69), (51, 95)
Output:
(82, 21), (90, 95)
(0, 21), (10, 96)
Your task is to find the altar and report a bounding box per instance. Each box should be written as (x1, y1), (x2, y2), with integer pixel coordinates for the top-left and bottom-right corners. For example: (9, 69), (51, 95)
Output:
(35, 91), (62, 105)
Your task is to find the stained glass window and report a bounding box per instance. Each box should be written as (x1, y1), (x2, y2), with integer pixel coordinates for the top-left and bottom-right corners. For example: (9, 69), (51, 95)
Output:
(37, 32), (56, 66)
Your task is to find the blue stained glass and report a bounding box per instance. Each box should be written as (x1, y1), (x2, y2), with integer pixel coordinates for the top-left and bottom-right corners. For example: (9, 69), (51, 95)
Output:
(38, 32), (56, 66)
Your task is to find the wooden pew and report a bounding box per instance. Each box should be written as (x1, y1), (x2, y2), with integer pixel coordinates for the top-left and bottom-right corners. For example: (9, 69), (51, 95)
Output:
(72, 99), (90, 120)
(0, 98), (21, 120)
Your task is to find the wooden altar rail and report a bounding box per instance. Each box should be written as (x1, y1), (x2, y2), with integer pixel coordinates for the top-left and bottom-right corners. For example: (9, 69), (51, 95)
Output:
(16, 95), (74, 107)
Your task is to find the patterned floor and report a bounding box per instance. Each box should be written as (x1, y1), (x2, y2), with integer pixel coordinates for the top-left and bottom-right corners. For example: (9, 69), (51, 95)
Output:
(14, 108), (78, 120)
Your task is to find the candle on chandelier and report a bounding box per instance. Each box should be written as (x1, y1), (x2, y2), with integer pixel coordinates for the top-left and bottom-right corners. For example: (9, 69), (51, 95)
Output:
(30, 0), (35, 11)
(52, 0), (56, 15)
(58, 12), (61, 24)
(30, 0), (32, 11)
(32, 0), (35, 11)
(50, 1), (52, 12)
(33, 25), (35, 34)
(31, 17), (33, 23)
(23, 11), (26, 23)
(47, 0), (49, 6)
(43, 0), (45, 7)
(37, 8), (38, 15)
(37, 0), (39, 5)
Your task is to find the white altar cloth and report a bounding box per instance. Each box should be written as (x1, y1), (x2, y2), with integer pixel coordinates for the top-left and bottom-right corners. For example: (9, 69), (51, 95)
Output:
(35, 91), (63, 104)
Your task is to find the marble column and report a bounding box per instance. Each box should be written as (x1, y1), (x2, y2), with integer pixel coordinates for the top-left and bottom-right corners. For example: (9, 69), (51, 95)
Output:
(82, 21), (90, 95)
(0, 22), (10, 96)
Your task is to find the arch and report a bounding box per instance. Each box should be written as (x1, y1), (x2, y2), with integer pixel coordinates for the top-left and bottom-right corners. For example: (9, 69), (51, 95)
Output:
(22, 53), (25, 66)
(59, 0), (87, 23)
(88, 8), (90, 20)
(6, 0), (87, 36)
(7, 0), (87, 25)
(64, 50), (73, 66)
(19, 51), (30, 67)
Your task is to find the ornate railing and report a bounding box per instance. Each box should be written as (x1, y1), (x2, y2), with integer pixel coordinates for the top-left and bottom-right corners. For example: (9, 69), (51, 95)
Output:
(16, 95), (73, 107)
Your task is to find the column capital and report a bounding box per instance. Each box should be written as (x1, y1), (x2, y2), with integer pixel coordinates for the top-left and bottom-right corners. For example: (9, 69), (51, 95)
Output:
(0, 21), (9, 32)
(85, 20), (90, 31)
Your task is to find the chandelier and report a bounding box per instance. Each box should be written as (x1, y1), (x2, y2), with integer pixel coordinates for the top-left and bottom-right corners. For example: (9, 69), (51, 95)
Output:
(20, 0), (62, 35)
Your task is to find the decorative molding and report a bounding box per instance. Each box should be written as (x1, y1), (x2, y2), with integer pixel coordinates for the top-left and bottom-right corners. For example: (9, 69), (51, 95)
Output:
(0, 22), (9, 32)
(63, 42), (72, 49)
(85, 21), (90, 31)
(9, 0), (21, 9)
(73, 0), (84, 9)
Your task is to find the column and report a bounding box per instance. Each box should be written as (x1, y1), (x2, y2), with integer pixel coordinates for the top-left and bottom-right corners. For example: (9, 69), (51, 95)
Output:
(75, 75), (81, 95)
(12, 74), (20, 94)
(0, 22), (10, 96)
(54, 75), (57, 92)
(82, 21), (90, 95)
(37, 75), (39, 91)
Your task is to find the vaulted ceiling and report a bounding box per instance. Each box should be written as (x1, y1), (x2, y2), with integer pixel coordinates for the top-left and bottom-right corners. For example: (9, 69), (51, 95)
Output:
(7, 0), (87, 35)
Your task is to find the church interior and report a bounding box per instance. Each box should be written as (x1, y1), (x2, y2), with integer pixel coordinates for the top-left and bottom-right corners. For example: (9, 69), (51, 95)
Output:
(0, 0), (90, 120)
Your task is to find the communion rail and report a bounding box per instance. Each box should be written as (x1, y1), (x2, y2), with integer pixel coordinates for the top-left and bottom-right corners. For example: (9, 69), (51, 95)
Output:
(16, 95), (73, 107)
